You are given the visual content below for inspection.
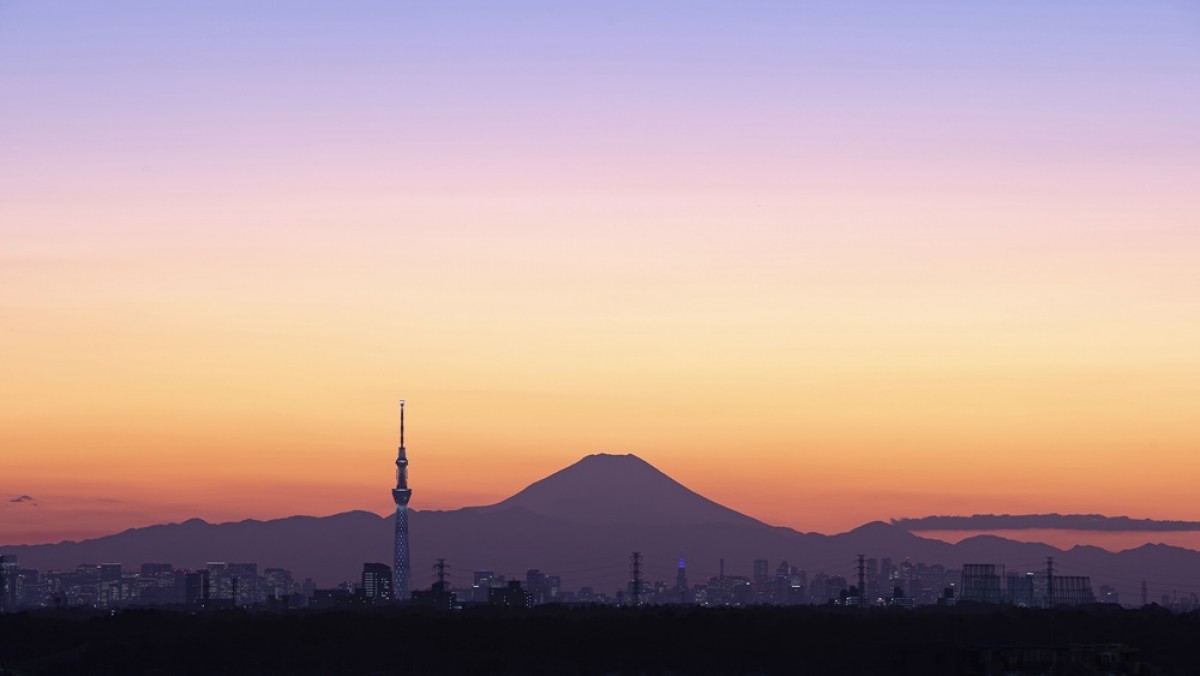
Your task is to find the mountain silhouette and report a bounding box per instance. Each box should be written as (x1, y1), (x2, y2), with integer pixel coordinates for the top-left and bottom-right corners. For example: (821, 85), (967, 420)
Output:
(3, 453), (1197, 602)
(472, 453), (765, 527)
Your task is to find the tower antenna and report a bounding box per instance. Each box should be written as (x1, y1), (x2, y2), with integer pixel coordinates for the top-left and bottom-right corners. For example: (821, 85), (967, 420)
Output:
(392, 400), (413, 601)
(630, 552), (643, 607)
(857, 554), (867, 609)
(433, 558), (450, 590)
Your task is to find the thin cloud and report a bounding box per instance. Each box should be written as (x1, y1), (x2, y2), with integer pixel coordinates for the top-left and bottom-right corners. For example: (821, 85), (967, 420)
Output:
(893, 514), (1200, 532)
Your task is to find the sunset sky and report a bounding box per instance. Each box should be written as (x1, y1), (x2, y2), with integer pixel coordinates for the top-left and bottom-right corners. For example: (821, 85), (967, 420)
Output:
(2, 1), (1198, 546)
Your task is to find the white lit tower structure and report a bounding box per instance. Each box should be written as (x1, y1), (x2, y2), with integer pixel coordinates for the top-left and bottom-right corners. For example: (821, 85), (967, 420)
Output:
(392, 400), (412, 600)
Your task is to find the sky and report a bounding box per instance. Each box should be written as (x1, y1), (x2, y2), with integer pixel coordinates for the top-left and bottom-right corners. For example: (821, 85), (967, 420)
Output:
(2, 1), (1199, 546)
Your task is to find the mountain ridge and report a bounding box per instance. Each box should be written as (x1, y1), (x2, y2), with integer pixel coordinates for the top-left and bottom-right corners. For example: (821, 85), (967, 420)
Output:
(3, 454), (1196, 602)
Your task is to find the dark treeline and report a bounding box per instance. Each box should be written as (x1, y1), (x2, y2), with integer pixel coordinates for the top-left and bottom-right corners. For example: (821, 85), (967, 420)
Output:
(0, 604), (1193, 675)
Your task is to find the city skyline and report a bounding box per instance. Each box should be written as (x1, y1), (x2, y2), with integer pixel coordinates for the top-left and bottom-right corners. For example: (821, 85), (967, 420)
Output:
(7, 449), (1190, 607)
(3, 1), (1200, 545)
(5, 451), (1197, 608)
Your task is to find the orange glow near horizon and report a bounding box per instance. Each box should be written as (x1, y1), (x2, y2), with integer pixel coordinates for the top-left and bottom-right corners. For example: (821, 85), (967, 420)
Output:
(3, 191), (1200, 543)
(3, 2), (1200, 547)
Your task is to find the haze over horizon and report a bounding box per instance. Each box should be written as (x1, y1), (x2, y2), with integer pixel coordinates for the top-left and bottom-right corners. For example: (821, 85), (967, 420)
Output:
(3, 2), (1198, 545)
(10, 452), (1200, 605)
(9, 452), (1200, 554)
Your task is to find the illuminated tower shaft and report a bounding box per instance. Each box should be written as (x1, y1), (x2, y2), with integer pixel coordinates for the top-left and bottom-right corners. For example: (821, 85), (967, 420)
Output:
(392, 401), (412, 600)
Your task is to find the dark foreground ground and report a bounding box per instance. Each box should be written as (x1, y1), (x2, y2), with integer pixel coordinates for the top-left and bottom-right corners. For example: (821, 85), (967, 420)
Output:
(0, 604), (1193, 675)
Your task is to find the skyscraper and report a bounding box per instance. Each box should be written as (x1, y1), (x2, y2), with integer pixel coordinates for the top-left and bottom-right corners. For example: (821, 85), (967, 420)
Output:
(753, 559), (769, 587)
(362, 562), (393, 602)
(391, 401), (412, 601)
(0, 554), (17, 612)
(675, 556), (689, 604)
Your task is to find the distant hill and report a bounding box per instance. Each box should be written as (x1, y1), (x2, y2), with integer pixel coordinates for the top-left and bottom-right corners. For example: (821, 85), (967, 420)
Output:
(4, 454), (1198, 602)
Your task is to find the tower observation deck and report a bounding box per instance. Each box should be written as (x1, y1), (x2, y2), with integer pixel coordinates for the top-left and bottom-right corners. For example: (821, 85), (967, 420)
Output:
(392, 401), (412, 600)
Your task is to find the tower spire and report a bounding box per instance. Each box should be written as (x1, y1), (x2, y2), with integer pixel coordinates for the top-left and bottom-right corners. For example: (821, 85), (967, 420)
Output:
(392, 400), (413, 601)
(394, 400), (409, 491)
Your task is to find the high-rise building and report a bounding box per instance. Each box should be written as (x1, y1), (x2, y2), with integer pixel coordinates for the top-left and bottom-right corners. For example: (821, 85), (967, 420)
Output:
(471, 570), (500, 604)
(99, 563), (123, 608)
(206, 563), (230, 604)
(1006, 571), (1035, 606)
(0, 554), (17, 612)
(391, 401), (413, 600)
(263, 568), (294, 603)
(526, 569), (550, 605)
(489, 580), (532, 608)
(752, 559), (769, 588)
(183, 570), (208, 606)
(138, 563), (178, 605)
(362, 563), (393, 602)
(14, 569), (44, 609)
(226, 563), (258, 606)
